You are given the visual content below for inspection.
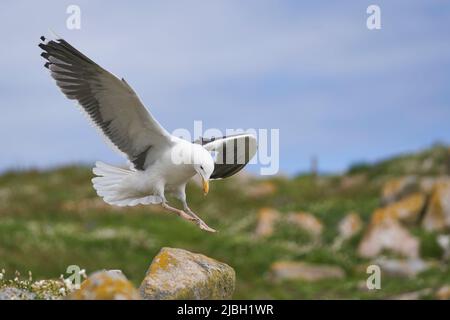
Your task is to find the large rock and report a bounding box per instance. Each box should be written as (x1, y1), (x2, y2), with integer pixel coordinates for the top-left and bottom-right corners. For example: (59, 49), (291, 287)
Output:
(377, 193), (426, 224)
(338, 212), (363, 240)
(332, 212), (363, 250)
(269, 261), (345, 282)
(69, 270), (141, 300)
(245, 181), (277, 198)
(286, 212), (323, 237)
(436, 285), (450, 300)
(140, 247), (235, 300)
(422, 181), (450, 231)
(389, 288), (432, 300)
(437, 235), (450, 261)
(419, 176), (450, 194)
(381, 176), (418, 204)
(374, 258), (430, 277)
(358, 216), (419, 259)
(254, 207), (280, 237)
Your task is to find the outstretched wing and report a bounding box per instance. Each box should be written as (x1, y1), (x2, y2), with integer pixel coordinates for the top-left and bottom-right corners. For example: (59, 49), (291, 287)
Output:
(198, 134), (257, 179)
(39, 36), (173, 170)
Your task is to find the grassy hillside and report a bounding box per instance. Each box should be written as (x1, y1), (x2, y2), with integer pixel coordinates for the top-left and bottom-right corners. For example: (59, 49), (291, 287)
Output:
(0, 144), (449, 299)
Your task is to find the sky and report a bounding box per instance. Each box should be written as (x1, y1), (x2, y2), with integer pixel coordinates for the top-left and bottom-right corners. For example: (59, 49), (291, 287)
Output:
(0, 1), (449, 176)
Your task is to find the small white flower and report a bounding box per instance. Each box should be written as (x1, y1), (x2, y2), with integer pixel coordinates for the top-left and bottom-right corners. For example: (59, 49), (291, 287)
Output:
(0, 273), (3, 280)
(79, 269), (87, 278)
(59, 288), (66, 295)
(64, 278), (74, 290)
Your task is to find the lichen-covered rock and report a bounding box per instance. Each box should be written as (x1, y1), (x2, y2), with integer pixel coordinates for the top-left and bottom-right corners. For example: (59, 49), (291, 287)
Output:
(0, 287), (36, 300)
(69, 270), (140, 300)
(269, 261), (345, 282)
(338, 212), (363, 239)
(436, 285), (450, 300)
(419, 176), (450, 194)
(422, 181), (450, 231)
(374, 258), (429, 277)
(254, 207), (280, 237)
(381, 176), (418, 204)
(389, 288), (432, 300)
(358, 216), (419, 258)
(287, 212), (323, 236)
(437, 235), (450, 261)
(140, 247), (235, 300)
(377, 193), (426, 224)
(245, 181), (277, 198)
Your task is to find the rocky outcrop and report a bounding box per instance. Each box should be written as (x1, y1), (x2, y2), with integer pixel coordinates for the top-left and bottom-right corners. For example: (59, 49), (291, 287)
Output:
(69, 270), (141, 300)
(245, 181), (277, 198)
(269, 261), (345, 282)
(389, 288), (432, 300)
(436, 285), (450, 300)
(287, 212), (323, 237)
(140, 247), (235, 300)
(437, 235), (450, 261)
(374, 258), (430, 277)
(254, 208), (280, 237)
(376, 193), (426, 224)
(422, 181), (450, 231)
(358, 216), (419, 258)
(381, 176), (418, 204)
(338, 212), (363, 240)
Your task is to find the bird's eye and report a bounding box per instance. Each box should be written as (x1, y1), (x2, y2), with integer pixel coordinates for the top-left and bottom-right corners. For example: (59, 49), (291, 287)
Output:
(200, 165), (204, 170)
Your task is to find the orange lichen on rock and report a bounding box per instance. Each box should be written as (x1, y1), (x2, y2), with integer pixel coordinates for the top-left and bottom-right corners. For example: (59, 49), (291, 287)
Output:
(381, 176), (417, 204)
(372, 193), (426, 224)
(69, 270), (141, 300)
(358, 216), (419, 259)
(422, 181), (450, 231)
(140, 247), (235, 300)
(149, 250), (177, 274)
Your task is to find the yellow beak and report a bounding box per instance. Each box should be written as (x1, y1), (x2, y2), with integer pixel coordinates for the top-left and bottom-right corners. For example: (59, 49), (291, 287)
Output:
(202, 178), (209, 195)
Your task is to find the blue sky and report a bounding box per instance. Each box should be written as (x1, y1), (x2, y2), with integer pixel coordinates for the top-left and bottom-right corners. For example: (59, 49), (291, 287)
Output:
(0, 1), (449, 175)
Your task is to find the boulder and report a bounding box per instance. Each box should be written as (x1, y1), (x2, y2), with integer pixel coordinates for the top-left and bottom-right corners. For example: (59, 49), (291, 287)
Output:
(381, 176), (417, 204)
(269, 261), (345, 282)
(254, 207), (280, 237)
(422, 181), (450, 231)
(287, 212), (323, 237)
(358, 216), (419, 259)
(419, 176), (450, 194)
(374, 258), (429, 277)
(437, 235), (450, 261)
(389, 288), (432, 300)
(377, 193), (426, 224)
(69, 270), (141, 300)
(140, 247), (235, 300)
(245, 181), (277, 198)
(338, 212), (363, 239)
(436, 285), (450, 300)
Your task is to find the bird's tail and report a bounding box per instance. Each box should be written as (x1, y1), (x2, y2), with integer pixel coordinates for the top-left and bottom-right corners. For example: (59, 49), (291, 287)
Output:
(92, 161), (133, 206)
(92, 161), (162, 207)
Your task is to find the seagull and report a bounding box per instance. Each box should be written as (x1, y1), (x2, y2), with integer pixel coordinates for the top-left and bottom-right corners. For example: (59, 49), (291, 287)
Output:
(38, 36), (257, 232)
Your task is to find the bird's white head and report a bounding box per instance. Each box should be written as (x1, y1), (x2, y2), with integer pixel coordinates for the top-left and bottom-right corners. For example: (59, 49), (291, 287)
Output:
(192, 145), (215, 195)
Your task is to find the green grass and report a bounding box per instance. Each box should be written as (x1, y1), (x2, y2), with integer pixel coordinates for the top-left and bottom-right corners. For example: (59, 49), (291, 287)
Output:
(0, 144), (449, 299)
